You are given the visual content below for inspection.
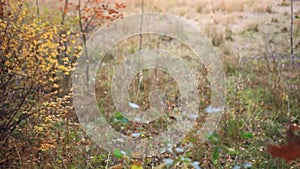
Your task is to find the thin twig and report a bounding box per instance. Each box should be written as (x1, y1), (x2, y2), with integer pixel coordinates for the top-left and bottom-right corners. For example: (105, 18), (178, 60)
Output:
(135, 0), (144, 103)
(35, 0), (39, 19)
(78, 0), (90, 92)
(61, 0), (69, 25)
(105, 152), (111, 169)
(290, 0), (294, 65)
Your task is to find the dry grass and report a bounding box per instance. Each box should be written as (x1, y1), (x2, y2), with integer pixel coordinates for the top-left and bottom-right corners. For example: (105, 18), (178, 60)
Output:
(8, 1), (299, 169)
(119, 0), (278, 14)
(32, 0), (287, 14)
(245, 22), (260, 32)
(33, 0), (279, 15)
(295, 17), (300, 36)
(32, 0), (281, 30)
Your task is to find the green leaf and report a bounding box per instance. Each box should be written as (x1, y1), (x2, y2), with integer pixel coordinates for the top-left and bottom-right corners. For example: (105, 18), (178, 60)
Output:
(115, 112), (129, 125)
(243, 132), (254, 139)
(212, 147), (222, 165)
(113, 149), (123, 159)
(208, 132), (220, 144)
(212, 147), (221, 161)
(115, 112), (123, 120)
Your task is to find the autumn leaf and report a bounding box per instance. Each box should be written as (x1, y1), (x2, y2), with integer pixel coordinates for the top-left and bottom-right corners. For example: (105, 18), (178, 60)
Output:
(131, 164), (143, 169)
(115, 2), (126, 9)
(131, 160), (143, 169)
(267, 144), (300, 162)
(267, 124), (300, 162)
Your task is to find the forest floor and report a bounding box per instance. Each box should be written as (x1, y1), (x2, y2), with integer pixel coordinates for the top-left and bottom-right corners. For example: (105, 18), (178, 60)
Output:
(4, 0), (300, 168)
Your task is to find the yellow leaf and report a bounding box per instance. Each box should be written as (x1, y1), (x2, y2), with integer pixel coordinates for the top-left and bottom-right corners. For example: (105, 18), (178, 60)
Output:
(62, 57), (69, 61)
(131, 161), (143, 169)
(131, 165), (143, 169)
(53, 83), (59, 88)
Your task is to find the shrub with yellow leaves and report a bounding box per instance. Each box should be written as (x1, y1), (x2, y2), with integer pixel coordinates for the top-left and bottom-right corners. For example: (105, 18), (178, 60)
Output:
(0, 0), (125, 168)
(0, 1), (77, 140)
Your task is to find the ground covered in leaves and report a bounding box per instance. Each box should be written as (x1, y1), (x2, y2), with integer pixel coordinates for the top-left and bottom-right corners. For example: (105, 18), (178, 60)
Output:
(1, 0), (300, 168)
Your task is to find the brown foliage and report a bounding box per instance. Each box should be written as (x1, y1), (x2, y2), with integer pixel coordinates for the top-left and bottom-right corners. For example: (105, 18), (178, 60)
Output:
(267, 124), (300, 162)
(0, 1), (3, 20)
